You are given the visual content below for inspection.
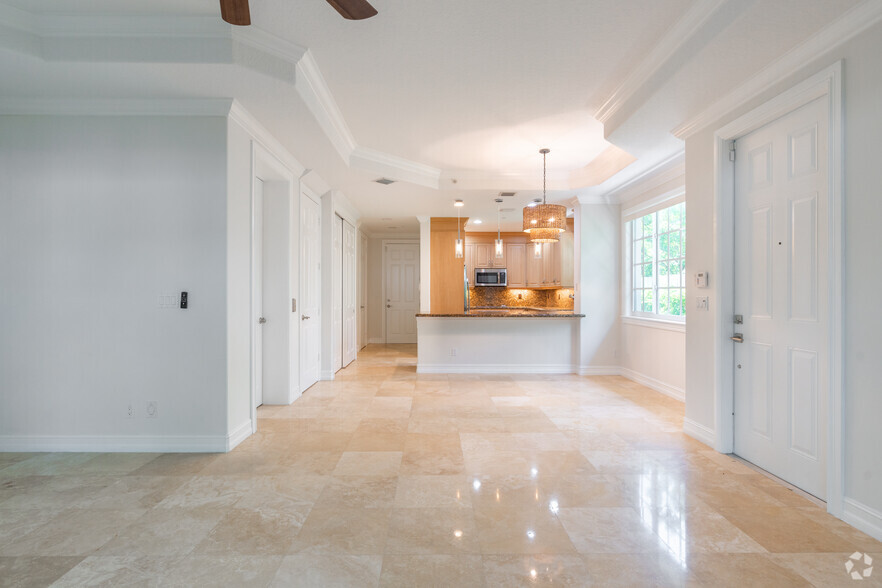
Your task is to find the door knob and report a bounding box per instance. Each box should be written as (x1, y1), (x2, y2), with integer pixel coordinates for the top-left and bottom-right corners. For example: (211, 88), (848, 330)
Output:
(258, 317), (266, 324)
(731, 333), (744, 343)
(302, 315), (310, 321)
(386, 304), (391, 308)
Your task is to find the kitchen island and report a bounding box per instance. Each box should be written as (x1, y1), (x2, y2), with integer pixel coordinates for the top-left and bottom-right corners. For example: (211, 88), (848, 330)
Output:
(415, 308), (584, 374)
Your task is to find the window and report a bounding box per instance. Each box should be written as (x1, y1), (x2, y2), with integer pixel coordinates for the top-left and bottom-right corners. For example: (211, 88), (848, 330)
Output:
(629, 201), (685, 319)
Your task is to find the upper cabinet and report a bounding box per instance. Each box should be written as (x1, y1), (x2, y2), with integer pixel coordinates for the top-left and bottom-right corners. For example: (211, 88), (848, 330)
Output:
(474, 241), (505, 268)
(506, 243), (526, 287)
(466, 220), (573, 289)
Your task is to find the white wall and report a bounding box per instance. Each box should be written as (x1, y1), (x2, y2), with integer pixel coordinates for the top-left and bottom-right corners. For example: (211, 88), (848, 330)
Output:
(617, 164), (686, 400)
(685, 23), (882, 535)
(574, 201), (620, 373)
(226, 117), (253, 439)
(0, 115), (229, 450)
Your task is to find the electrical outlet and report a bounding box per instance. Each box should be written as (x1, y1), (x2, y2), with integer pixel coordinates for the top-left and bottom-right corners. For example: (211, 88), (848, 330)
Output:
(450, 348), (457, 357)
(696, 296), (709, 310)
(126, 404), (134, 418)
(146, 401), (158, 418)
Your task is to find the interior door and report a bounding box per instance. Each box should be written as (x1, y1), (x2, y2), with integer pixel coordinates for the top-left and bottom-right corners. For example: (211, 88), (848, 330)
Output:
(299, 190), (321, 392)
(252, 178), (264, 408)
(733, 96), (829, 499)
(342, 220), (357, 366)
(359, 233), (368, 350)
(385, 243), (420, 344)
(333, 216), (343, 372)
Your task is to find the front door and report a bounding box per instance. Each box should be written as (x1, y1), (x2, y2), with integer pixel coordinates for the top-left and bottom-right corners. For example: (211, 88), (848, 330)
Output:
(385, 243), (419, 344)
(299, 190), (321, 392)
(733, 96), (829, 499)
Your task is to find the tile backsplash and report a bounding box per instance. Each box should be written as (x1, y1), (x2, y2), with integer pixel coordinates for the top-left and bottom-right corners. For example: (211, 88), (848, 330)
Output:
(469, 287), (574, 309)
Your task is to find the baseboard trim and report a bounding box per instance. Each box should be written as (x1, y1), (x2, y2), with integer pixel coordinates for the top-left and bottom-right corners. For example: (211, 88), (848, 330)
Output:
(320, 370), (335, 381)
(842, 497), (882, 542)
(418, 364), (578, 375)
(683, 417), (716, 448)
(619, 367), (685, 402)
(226, 420), (252, 452)
(0, 434), (228, 453)
(578, 366), (621, 376)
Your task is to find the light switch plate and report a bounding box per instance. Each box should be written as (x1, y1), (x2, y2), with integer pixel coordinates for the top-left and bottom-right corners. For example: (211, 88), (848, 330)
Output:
(697, 296), (709, 310)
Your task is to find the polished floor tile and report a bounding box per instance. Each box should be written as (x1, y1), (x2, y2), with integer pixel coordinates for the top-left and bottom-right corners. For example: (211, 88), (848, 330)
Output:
(2, 344), (881, 586)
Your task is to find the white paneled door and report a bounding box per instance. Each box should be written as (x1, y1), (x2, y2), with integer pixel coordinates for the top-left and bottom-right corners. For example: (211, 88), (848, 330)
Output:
(252, 178), (264, 408)
(385, 243), (420, 344)
(299, 190), (322, 393)
(733, 96), (828, 499)
(343, 220), (357, 366)
(333, 216), (343, 372)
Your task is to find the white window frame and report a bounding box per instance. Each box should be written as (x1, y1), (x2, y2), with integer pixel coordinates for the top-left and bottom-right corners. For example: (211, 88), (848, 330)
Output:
(622, 190), (686, 328)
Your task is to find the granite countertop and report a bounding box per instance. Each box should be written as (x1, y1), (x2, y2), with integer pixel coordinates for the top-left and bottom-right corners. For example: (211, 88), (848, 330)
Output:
(417, 307), (584, 318)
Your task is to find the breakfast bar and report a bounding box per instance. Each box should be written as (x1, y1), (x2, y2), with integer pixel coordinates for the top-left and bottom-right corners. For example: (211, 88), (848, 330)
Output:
(415, 309), (584, 374)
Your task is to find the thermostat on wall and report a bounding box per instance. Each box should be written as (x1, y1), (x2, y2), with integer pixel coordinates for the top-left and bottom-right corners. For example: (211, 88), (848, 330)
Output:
(695, 272), (708, 288)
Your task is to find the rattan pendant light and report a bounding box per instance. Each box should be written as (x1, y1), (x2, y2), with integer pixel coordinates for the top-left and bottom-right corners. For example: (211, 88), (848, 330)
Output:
(523, 148), (567, 243)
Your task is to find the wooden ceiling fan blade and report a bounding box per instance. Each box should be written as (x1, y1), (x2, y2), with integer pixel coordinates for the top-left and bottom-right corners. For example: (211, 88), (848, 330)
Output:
(325, 0), (378, 20)
(220, 0), (251, 26)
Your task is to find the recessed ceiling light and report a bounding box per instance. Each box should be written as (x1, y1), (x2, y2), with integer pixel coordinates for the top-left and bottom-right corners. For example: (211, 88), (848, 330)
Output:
(454, 199), (464, 207)
(472, 219), (483, 224)
(374, 178), (396, 185)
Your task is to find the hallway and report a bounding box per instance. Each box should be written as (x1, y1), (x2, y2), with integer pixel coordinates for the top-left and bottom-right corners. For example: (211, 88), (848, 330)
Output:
(1, 344), (880, 586)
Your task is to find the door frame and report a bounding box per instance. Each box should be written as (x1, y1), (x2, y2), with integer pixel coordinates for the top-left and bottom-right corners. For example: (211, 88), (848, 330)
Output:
(299, 184), (322, 393)
(710, 61), (843, 514)
(381, 239), (420, 343)
(250, 141), (298, 433)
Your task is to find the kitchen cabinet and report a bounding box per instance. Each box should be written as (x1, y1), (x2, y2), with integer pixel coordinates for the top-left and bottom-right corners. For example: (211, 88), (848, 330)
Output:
(465, 243), (476, 285)
(526, 242), (561, 287)
(474, 242), (505, 268)
(505, 243), (525, 287)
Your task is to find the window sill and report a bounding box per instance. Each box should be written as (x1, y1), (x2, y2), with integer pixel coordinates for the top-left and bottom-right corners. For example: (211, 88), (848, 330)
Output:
(621, 316), (686, 333)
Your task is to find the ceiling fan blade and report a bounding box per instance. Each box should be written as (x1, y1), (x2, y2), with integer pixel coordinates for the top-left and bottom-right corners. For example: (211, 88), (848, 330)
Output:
(325, 0), (378, 20)
(220, 0), (251, 26)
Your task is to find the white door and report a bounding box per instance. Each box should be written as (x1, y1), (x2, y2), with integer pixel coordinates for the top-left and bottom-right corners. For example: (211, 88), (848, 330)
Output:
(252, 178), (264, 408)
(299, 190), (321, 392)
(343, 220), (357, 365)
(385, 243), (420, 344)
(333, 216), (343, 372)
(358, 233), (368, 350)
(733, 96), (828, 499)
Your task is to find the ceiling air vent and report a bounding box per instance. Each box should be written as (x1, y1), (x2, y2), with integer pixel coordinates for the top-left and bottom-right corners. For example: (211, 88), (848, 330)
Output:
(374, 178), (396, 185)
(498, 192), (516, 197)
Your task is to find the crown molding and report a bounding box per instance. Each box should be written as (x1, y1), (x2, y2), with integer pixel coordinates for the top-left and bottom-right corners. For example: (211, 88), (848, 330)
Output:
(232, 27), (307, 64)
(295, 50), (358, 164)
(0, 97), (234, 116)
(229, 100), (307, 178)
(575, 195), (615, 205)
(672, 0), (882, 139)
(608, 152), (685, 204)
(350, 146), (441, 189)
(602, 151), (685, 203)
(594, 0), (728, 127)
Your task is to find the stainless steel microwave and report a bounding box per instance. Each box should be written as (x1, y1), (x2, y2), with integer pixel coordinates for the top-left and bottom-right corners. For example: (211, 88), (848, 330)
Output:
(475, 268), (507, 286)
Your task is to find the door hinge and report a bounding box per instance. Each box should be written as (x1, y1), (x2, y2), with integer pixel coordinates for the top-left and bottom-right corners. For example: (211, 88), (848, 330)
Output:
(729, 141), (736, 161)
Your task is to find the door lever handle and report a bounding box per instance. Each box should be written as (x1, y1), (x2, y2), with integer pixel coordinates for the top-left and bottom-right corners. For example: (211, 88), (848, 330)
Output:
(731, 333), (744, 343)
(301, 315), (310, 321)
(258, 317), (266, 324)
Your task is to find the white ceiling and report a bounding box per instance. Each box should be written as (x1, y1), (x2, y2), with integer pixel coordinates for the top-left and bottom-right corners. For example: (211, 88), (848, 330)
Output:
(0, 0), (870, 233)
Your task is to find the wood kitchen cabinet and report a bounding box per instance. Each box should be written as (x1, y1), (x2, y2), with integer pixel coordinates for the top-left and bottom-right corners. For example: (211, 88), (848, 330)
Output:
(526, 242), (561, 287)
(505, 243), (525, 287)
(474, 242), (505, 268)
(464, 243), (476, 285)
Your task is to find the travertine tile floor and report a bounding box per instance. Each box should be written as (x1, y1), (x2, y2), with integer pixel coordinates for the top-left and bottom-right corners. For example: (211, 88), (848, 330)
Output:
(1, 344), (880, 586)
